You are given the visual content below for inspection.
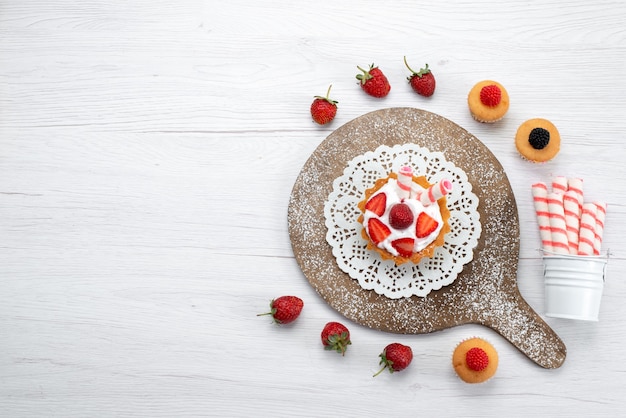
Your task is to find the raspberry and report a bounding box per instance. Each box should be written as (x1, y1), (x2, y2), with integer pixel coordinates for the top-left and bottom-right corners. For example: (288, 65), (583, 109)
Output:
(465, 347), (489, 371)
(528, 127), (551, 150)
(479, 84), (502, 107)
(389, 203), (414, 230)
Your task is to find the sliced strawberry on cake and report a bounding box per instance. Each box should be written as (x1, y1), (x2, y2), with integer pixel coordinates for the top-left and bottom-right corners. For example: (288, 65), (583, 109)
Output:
(416, 212), (439, 238)
(391, 238), (415, 257)
(365, 193), (386, 216)
(367, 218), (391, 245)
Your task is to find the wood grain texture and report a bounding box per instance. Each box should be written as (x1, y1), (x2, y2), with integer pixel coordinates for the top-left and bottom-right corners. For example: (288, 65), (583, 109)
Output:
(1, 0), (626, 417)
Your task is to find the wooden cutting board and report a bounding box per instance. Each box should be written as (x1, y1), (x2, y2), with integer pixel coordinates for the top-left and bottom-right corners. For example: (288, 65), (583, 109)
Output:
(287, 107), (566, 369)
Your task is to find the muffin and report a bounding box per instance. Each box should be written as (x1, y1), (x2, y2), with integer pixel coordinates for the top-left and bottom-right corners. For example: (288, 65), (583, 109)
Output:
(452, 337), (499, 383)
(515, 118), (561, 163)
(357, 166), (451, 265)
(467, 80), (510, 123)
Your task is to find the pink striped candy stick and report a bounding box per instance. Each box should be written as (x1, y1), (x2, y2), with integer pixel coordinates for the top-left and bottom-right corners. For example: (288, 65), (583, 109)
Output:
(567, 177), (584, 215)
(593, 201), (607, 255)
(396, 165), (414, 200)
(551, 176), (568, 195)
(531, 182), (553, 252)
(416, 178), (453, 206)
(577, 203), (597, 256)
(562, 190), (580, 255)
(547, 192), (569, 254)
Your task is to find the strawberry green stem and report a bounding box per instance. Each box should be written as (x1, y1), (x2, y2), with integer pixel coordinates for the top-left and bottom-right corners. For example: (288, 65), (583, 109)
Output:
(373, 364), (388, 377)
(356, 64), (374, 84)
(404, 56), (430, 77)
(314, 84), (338, 104)
(403, 56), (416, 74)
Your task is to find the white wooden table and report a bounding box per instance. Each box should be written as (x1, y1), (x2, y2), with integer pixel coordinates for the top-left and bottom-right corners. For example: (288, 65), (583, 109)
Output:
(2, 1), (625, 416)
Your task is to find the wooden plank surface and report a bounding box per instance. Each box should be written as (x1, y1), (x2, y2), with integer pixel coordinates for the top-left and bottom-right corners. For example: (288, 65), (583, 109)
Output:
(1, 1), (625, 416)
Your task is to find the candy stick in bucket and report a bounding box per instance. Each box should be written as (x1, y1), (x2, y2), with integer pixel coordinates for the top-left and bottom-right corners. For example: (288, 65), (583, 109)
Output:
(551, 176), (568, 195)
(415, 179), (452, 206)
(567, 177), (584, 215)
(577, 203), (597, 256)
(531, 182), (553, 253)
(396, 165), (414, 200)
(547, 192), (569, 254)
(593, 202), (607, 256)
(563, 190), (581, 255)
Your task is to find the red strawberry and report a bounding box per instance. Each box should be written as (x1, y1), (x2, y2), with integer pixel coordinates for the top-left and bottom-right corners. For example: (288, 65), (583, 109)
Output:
(404, 57), (436, 97)
(321, 321), (351, 356)
(389, 203), (414, 230)
(479, 84), (502, 107)
(257, 296), (303, 324)
(373, 343), (413, 376)
(365, 193), (386, 216)
(356, 64), (391, 98)
(310, 84), (338, 125)
(367, 218), (391, 245)
(466, 347), (489, 371)
(391, 238), (415, 258)
(415, 212), (439, 238)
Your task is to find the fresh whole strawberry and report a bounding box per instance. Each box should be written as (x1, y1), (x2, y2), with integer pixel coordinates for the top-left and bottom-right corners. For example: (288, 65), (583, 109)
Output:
(310, 84), (338, 125)
(356, 64), (391, 98)
(373, 343), (413, 377)
(389, 203), (414, 230)
(404, 57), (436, 97)
(257, 296), (303, 324)
(321, 321), (351, 356)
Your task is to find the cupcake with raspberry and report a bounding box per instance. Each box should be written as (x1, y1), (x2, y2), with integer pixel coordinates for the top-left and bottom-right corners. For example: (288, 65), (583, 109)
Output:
(515, 118), (561, 163)
(467, 80), (510, 123)
(452, 337), (499, 383)
(357, 165), (452, 266)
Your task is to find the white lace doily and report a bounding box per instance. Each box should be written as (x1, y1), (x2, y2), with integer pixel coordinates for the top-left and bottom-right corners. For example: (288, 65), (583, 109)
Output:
(323, 143), (481, 299)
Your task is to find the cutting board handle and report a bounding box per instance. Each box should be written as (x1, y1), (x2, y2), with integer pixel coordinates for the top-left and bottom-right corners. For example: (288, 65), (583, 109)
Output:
(486, 292), (566, 369)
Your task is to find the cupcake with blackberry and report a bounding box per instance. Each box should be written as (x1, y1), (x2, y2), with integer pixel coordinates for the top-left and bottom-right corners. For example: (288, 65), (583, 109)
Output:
(515, 118), (561, 163)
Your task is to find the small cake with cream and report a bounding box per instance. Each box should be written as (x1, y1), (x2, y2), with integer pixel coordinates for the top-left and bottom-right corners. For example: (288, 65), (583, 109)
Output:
(357, 165), (452, 265)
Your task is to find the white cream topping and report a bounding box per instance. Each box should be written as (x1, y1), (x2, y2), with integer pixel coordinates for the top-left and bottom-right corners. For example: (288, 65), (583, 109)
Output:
(363, 178), (444, 256)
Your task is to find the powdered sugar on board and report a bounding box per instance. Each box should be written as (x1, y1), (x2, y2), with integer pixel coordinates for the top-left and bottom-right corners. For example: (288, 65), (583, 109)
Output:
(287, 108), (566, 368)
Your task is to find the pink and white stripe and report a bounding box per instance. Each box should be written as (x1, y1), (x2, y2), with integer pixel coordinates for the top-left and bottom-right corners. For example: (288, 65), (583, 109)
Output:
(547, 192), (569, 254)
(415, 178), (453, 206)
(577, 203), (597, 256)
(567, 177), (584, 215)
(396, 165), (414, 200)
(531, 182), (553, 253)
(563, 190), (580, 255)
(532, 176), (607, 257)
(593, 201), (607, 255)
(551, 176), (568, 195)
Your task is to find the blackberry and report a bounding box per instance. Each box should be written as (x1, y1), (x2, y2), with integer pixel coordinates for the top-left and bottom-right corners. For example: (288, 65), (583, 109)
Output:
(528, 127), (550, 150)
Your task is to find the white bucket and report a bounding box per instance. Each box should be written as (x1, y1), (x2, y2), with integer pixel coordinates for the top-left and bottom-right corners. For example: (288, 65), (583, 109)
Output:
(543, 254), (608, 321)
